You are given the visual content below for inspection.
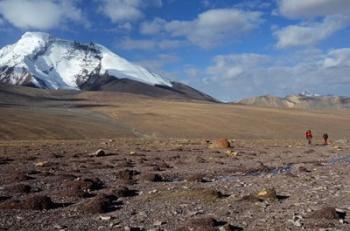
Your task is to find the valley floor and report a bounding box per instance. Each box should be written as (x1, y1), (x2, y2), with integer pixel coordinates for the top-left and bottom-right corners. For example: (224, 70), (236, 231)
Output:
(0, 138), (349, 230)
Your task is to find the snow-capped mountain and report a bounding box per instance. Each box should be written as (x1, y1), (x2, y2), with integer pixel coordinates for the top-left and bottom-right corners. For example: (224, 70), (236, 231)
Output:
(0, 32), (171, 89)
(0, 32), (215, 101)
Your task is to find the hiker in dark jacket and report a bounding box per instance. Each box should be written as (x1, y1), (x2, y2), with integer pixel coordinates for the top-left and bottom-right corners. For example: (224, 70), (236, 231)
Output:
(323, 133), (329, 145)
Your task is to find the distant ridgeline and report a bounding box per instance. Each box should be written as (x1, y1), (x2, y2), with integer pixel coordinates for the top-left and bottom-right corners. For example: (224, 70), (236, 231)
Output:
(239, 94), (350, 110)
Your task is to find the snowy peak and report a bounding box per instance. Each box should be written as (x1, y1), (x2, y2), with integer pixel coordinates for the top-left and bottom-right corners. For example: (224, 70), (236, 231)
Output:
(299, 90), (321, 97)
(0, 32), (51, 67)
(0, 32), (172, 89)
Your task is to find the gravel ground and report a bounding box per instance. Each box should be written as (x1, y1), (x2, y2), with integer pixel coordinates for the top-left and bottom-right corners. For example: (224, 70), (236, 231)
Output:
(0, 138), (349, 231)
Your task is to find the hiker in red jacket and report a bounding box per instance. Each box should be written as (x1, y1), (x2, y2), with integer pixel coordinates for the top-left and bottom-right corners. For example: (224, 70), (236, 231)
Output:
(305, 130), (313, 144)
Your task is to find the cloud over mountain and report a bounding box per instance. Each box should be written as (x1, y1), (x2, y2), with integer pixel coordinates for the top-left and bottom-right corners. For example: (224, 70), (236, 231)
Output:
(0, 0), (86, 30)
(140, 9), (263, 48)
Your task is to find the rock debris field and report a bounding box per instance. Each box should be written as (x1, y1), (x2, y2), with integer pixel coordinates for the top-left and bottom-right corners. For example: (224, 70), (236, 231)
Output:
(0, 138), (349, 231)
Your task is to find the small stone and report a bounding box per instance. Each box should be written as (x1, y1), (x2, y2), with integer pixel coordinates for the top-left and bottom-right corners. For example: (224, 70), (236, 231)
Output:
(109, 221), (121, 228)
(99, 215), (112, 221)
(256, 188), (277, 199)
(225, 150), (238, 157)
(54, 224), (67, 230)
(153, 220), (165, 226)
(34, 161), (49, 167)
(309, 207), (346, 219)
(149, 189), (158, 194)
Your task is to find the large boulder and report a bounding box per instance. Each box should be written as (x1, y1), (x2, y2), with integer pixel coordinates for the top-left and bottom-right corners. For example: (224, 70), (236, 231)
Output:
(209, 138), (231, 149)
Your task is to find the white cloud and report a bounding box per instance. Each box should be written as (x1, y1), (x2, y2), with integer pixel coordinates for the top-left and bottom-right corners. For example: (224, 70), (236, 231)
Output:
(275, 16), (349, 48)
(184, 67), (200, 78)
(276, 0), (350, 48)
(119, 38), (156, 50)
(201, 0), (212, 8)
(136, 54), (178, 70)
(99, 0), (162, 23)
(136, 54), (179, 80)
(0, 0), (86, 30)
(323, 48), (350, 68)
(201, 49), (350, 101)
(207, 53), (269, 80)
(140, 8), (263, 48)
(119, 37), (186, 50)
(278, 0), (350, 19)
(235, 0), (272, 10)
(140, 18), (166, 35)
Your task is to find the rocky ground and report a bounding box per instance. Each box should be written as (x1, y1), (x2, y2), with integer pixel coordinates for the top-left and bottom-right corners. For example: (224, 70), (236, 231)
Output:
(0, 138), (349, 231)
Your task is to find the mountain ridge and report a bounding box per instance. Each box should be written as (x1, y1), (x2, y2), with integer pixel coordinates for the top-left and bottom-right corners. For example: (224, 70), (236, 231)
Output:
(238, 94), (350, 110)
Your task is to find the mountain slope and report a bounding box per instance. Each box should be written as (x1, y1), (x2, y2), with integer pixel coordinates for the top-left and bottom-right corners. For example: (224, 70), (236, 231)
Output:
(1, 85), (350, 140)
(0, 32), (215, 101)
(239, 94), (350, 110)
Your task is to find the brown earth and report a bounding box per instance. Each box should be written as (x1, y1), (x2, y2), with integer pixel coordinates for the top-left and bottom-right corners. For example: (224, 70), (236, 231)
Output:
(0, 138), (349, 230)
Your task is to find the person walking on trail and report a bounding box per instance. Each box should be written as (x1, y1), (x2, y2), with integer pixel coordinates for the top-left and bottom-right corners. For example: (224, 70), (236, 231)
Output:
(323, 133), (329, 145)
(305, 130), (313, 144)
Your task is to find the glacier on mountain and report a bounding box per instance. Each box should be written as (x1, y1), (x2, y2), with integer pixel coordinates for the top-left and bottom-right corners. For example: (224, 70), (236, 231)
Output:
(0, 32), (172, 89)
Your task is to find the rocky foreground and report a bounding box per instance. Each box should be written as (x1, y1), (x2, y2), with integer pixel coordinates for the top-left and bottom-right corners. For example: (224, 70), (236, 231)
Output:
(0, 138), (349, 230)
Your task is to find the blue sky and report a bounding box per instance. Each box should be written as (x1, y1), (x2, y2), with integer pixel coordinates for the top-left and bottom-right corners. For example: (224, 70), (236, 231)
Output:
(1, 0), (350, 101)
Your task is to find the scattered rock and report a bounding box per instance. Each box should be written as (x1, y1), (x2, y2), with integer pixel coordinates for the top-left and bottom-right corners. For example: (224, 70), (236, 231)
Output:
(116, 169), (140, 183)
(142, 173), (170, 182)
(59, 178), (104, 198)
(77, 194), (118, 214)
(304, 149), (315, 154)
(0, 196), (11, 203)
(288, 214), (303, 227)
(89, 149), (106, 157)
(209, 139), (231, 149)
(0, 157), (14, 165)
(176, 217), (242, 231)
(112, 186), (138, 197)
(54, 224), (67, 230)
(4, 184), (32, 194)
(309, 207), (346, 220)
(124, 226), (145, 231)
(99, 215), (112, 221)
(241, 188), (288, 202)
(256, 188), (277, 199)
(225, 150), (238, 157)
(0, 195), (57, 210)
(13, 172), (35, 182)
(298, 166), (311, 173)
(153, 220), (165, 226)
(187, 174), (213, 183)
(34, 161), (50, 167)
(196, 156), (208, 163)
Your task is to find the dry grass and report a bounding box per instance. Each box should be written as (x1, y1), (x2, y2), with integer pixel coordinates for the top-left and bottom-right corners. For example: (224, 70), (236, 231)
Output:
(1, 88), (350, 140)
(86, 92), (350, 140)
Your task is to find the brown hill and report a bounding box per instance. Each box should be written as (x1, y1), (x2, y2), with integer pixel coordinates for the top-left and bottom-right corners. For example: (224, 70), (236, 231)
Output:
(1, 85), (350, 140)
